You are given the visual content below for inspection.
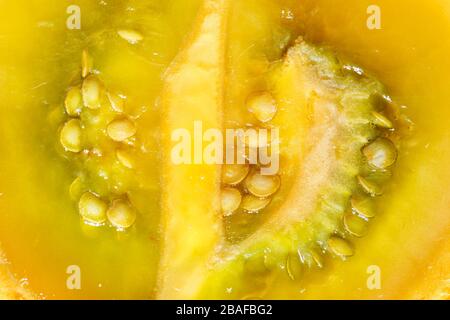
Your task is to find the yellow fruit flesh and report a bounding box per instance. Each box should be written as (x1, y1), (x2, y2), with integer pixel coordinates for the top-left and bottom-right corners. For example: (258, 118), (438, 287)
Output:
(0, 0), (203, 299)
(0, 0), (449, 299)
(158, 0), (229, 299)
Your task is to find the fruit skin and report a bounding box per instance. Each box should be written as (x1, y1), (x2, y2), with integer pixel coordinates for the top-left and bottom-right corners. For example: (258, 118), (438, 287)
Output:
(157, 0), (230, 299)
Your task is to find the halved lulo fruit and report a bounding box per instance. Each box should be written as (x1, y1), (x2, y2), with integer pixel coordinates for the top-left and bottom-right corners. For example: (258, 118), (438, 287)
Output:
(0, 0), (449, 300)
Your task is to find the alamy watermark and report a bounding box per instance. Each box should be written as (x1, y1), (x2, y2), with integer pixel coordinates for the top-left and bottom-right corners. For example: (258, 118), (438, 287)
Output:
(171, 121), (280, 175)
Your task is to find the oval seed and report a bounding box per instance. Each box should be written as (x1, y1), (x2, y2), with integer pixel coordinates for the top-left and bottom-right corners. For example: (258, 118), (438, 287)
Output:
(64, 87), (83, 116)
(372, 111), (393, 129)
(357, 175), (383, 196)
(107, 92), (125, 113)
(81, 49), (93, 78)
(362, 137), (398, 170)
(245, 253), (268, 275)
(351, 196), (376, 219)
(327, 236), (354, 258)
(69, 177), (83, 201)
(60, 119), (83, 152)
(245, 172), (280, 198)
(116, 149), (134, 169)
(221, 188), (242, 216)
(344, 212), (369, 237)
(241, 195), (271, 213)
(222, 164), (249, 185)
(82, 75), (103, 109)
(310, 250), (324, 269)
(107, 199), (137, 229)
(78, 192), (107, 225)
(117, 29), (143, 44)
(286, 252), (303, 281)
(247, 92), (277, 123)
(107, 118), (137, 142)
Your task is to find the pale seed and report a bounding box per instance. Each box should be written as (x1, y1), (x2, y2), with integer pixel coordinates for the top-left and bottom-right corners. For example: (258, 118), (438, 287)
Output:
(81, 49), (93, 78)
(107, 118), (137, 142)
(327, 236), (354, 258)
(245, 253), (268, 274)
(357, 175), (383, 196)
(82, 75), (103, 109)
(286, 252), (303, 281)
(245, 172), (280, 198)
(69, 177), (83, 201)
(240, 195), (271, 213)
(372, 111), (393, 129)
(222, 164), (249, 185)
(344, 212), (369, 237)
(311, 250), (324, 269)
(64, 87), (83, 116)
(362, 137), (398, 170)
(351, 196), (376, 219)
(78, 192), (107, 225)
(107, 92), (125, 113)
(221, 188), (242, 216)
(247, 92), (277, 123)
(60, 119), (83, 152)
(116, 149), (134, 169)
(117, 29), (143, 44)
(107, 199), (137, 229)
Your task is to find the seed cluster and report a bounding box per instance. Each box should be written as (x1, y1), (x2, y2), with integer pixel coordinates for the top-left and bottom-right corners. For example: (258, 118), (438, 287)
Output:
(220, 92), (280, 216)
(238, 56), (402, 290)
(330, 100), (399, 259)
(60, 49), (139, 231)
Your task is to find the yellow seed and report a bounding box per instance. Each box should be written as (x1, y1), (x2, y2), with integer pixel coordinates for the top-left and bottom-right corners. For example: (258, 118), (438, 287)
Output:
(362, 137), (398, 170)
(222, 164), (249, 185)
(327, 236), (354, 258)
(64, 87), (83, 116)
(107, 199), (137, 229)
(82, 75), (102, 109)
(344, 212), (369, 237)
(247, 92), (277, 123)
(107, 92), (125, 113)
(69, 177), (83, 201)
(117, 29), (143, 44)
(311, 250), (324, 269)
(107, 118), (137, 142)
(78, 192), (107, 225)
(351, 196), (376, 218)
(116, 149), (134, 169)
(240, 195), (271, 213)
(357, 175), (383, 196)
(245, 172), (280, 198)
(245, 254), (268, 274)
(286, 252), (303, 281)
(221, 188), (242, 216)
(372, 111), (393, 129)
(81, 49), (93, 78)
(60, 119), (83, 152)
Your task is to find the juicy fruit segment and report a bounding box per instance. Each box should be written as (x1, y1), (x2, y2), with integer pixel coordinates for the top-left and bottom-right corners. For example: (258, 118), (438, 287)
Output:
(157, 0), (230, 299)
(0, 0), (205, 299)
(192, 39), (401, 298)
